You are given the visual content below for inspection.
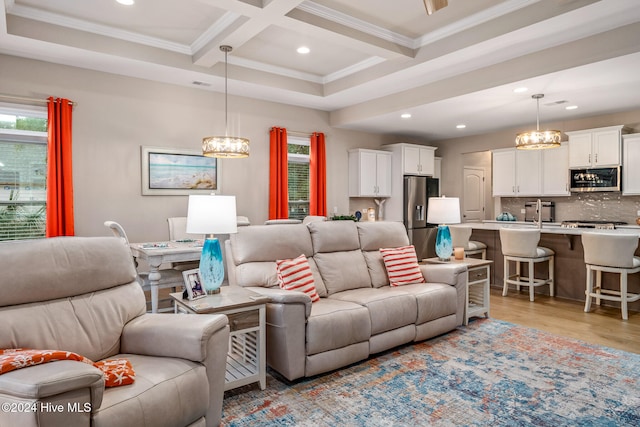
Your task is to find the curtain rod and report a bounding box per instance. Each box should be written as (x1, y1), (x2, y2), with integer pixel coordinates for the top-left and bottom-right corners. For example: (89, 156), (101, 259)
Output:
(0, 94), (77, 107)
(270, 127), (314, 137)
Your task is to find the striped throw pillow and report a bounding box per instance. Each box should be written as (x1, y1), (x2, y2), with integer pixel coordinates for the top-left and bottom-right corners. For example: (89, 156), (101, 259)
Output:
(276, 254), (320, 302)
(380, 245), (426, 287)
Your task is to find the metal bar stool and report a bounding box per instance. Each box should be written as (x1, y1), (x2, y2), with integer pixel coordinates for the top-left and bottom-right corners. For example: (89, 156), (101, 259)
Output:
(582, 232), (640, 320)
(450, 225), (487, 259)
(500, 227), (554, 302)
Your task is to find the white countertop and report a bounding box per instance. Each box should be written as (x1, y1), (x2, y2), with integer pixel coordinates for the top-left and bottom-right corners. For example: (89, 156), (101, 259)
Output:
(468, 221), (640, 236)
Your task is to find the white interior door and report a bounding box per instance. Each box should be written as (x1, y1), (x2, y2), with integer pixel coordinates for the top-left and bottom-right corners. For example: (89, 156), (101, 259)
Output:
(463, 167), (485, 222)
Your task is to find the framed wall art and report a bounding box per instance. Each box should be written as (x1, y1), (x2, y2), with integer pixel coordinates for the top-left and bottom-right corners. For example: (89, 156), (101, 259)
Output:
(140, 146), (221, 195)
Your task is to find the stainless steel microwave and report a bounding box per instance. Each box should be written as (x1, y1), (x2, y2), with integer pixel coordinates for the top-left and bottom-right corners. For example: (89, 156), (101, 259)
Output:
(569, 167), (620, 192)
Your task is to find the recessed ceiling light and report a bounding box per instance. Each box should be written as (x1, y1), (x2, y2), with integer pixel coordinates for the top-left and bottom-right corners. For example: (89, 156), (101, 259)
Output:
(401, 113), (412, 119)
(297, 46), (310, 54)
(514, 87), (528, 93)
(116, 0), (135, 5)
(565, 105), (578, 110)
(456, 124), (466, 129)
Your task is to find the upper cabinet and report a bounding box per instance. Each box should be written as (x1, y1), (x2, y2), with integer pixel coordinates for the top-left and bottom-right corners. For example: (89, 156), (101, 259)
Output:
(492, 148), (542, 197)
(348, 149), (392, 197)
(542, 143), (570, 196)
(383, 143), (437, 176)
(492, 145), (570, 197)
(566, 125), (629, 168)
(623, 133), (640, 195)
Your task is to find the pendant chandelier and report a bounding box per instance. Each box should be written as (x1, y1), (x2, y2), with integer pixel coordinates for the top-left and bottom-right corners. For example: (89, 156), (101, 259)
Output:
(515, 94), (561, 150)
(202, 45), (250, 158)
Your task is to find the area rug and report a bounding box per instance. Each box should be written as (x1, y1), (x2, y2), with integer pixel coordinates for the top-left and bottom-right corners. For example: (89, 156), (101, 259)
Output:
(221, 319), (639, 426)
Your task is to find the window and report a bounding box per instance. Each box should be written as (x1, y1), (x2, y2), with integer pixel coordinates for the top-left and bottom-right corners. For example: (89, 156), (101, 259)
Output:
(0, 104), (48, 241)
(287, 137), (309, 220)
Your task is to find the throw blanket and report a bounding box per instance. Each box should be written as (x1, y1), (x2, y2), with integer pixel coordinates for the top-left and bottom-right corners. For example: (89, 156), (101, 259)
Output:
(0, 349), (135, 387)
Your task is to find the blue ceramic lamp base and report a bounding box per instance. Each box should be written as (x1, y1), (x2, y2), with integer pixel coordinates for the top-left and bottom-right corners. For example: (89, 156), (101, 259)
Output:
(199, 237), (225, 294)
(435, 225), (453, 262)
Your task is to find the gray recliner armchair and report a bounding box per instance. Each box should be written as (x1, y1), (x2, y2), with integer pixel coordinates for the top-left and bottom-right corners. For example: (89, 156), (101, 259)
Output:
(0, 237), (229, 427)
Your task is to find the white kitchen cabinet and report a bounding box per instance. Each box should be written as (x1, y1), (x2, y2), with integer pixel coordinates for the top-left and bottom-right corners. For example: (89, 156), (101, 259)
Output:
(567, 125), (628, 168)
(623, 133), (640, 195)
(383, 143), (437, 176)
(492, 148), (541, 196)
(492, 149), (516, 196)
(348, 149), (392, 197)
(542, 143), (570, 196)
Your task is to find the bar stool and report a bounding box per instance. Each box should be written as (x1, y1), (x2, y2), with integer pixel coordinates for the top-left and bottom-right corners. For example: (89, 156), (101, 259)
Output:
(500, 228), (554, 302)
(449, 225), (487, 259)
(582, 232), (640, 320)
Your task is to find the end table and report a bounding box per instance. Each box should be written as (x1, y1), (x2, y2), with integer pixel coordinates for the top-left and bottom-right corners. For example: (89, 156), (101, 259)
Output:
(170, 286), (269, 391)
(422, 257), (493, 325)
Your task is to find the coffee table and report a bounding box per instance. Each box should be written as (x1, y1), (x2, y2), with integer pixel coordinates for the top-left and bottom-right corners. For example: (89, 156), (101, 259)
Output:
(170, 286), (269, 391)
(422, 257), (493, 325)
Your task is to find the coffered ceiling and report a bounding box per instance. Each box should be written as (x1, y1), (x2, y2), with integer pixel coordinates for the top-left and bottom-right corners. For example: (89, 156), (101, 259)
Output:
(2, 0), (640, 140)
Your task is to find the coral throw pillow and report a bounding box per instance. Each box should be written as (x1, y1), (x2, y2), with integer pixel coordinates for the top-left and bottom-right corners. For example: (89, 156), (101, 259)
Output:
(380, 245), (426, 287)
(276, 254), (320, 302)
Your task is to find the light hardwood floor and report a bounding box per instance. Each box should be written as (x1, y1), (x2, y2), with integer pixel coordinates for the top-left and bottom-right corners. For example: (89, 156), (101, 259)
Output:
(488, 287), (640, 354)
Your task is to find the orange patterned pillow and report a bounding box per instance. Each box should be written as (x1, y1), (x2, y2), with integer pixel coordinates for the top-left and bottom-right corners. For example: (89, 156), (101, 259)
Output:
(380, 245), (426, 287)
(276, 254), (320, 302)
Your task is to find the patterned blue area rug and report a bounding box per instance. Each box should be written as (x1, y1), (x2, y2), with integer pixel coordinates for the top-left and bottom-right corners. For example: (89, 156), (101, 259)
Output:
(221, 319), (639, 426)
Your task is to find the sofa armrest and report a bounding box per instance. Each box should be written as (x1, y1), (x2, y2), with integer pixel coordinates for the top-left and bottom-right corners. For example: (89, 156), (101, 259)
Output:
(421, 263), (468, 326)
(242, 286), (312, 318)
(0, 360), (104, 404)
(121, 313), (229, 362)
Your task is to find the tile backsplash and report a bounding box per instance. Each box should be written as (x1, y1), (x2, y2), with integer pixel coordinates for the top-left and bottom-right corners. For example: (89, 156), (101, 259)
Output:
(500, 193), (640, 224)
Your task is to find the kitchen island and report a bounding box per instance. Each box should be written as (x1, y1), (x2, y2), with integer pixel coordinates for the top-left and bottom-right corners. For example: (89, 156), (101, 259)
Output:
(466, 221), (640, 313)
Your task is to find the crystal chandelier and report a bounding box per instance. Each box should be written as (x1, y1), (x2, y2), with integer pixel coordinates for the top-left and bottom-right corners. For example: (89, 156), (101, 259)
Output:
(515, 94), (561, 150)
(202, 46), (250, 158)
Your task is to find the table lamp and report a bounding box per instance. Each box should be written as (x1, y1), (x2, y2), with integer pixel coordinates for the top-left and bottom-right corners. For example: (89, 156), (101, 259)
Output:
(186, 194), (237, 294)
(426, 196), (461, 261)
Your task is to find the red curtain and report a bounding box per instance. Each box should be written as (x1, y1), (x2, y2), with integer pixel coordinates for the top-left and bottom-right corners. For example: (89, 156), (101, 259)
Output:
(269, 127), (289, 219)
(309, 132), (327, 216)
(46, 97), (74, 237)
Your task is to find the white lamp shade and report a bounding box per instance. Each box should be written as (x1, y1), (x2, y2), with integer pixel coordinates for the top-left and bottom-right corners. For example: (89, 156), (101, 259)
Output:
(186, 195), (237, 234)
(427, 196), (461, 225)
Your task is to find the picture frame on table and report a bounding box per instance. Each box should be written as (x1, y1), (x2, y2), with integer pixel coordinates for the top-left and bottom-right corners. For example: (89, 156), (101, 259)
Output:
(140, 146), (222, 196)
(183, 268), (207, 300)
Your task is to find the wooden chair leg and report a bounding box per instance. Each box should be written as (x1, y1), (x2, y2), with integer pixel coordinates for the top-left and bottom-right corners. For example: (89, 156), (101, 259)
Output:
(516, 261), (521, 292)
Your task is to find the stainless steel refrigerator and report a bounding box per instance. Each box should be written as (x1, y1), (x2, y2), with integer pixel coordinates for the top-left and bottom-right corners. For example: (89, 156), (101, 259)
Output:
(404, 176), (440, 260)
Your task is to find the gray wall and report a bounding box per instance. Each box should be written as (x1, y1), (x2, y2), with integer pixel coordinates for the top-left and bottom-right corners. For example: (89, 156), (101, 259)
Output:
(0, 54), (394, 242)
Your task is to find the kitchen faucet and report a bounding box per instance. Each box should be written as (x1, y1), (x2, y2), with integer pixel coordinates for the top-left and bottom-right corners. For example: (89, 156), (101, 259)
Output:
(533, 198), (542, 229)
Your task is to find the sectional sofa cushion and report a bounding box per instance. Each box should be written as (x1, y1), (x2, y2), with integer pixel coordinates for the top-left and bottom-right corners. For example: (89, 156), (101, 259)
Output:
(358, 222), (412, 288)
(308, 220), (361, 252)
(314, 250), (371, 295)
(231, 224), (313, 264)
(329, 288), (418, 335)
(305, 299), (371, 355)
